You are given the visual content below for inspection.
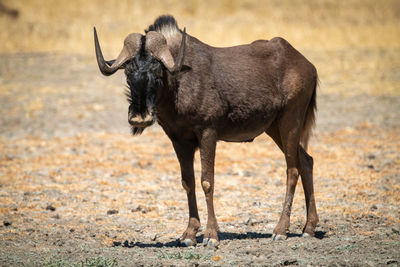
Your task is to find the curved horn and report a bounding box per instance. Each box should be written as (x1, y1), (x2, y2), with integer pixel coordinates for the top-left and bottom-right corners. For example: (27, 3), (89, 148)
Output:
(145, 27), (187, 73)
(174, 27), (187, 73)
(94, 27), (142, 76)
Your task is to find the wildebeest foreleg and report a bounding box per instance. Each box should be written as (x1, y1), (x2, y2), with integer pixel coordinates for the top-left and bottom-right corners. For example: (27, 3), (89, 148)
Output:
(172, 139), (200, 246)
(199, 129), (219, 247)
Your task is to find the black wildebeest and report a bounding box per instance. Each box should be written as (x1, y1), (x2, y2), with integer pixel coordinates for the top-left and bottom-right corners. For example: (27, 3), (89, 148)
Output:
(94, 15), (318, 247)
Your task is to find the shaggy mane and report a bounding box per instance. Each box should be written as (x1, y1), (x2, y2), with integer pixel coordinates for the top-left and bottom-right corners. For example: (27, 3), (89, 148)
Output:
(146, 15), (180, 38)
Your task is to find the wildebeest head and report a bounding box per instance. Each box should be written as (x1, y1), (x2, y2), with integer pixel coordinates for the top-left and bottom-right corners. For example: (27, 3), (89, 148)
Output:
(94, 24), (186, 135)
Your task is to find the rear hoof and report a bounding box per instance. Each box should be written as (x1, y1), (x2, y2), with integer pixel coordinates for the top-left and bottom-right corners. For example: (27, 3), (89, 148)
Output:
(272, 234), (287, 241)
(203, 238), (219, 248)
(181, 238), (196, 247)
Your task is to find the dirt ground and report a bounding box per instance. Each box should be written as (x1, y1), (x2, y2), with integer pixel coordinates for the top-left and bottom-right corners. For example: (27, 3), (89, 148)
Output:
(0, 0), (400, 265)
(0, 48), (399, 267)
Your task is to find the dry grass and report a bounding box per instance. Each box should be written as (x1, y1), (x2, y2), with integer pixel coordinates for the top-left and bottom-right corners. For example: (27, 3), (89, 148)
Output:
(1, 0), (399, 53)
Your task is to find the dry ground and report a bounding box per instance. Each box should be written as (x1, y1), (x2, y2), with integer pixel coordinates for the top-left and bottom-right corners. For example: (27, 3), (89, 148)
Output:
(0, 0), (399, 266)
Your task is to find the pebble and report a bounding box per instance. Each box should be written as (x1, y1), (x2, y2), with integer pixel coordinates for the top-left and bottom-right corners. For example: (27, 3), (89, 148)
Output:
(282, 259), (298, 266)
(46, 205), (56, 211)
(132, 205), (148, 214)
(150, 233), (157, 241)
(107, 209), (118, 215)
(3, 221), (11, 226)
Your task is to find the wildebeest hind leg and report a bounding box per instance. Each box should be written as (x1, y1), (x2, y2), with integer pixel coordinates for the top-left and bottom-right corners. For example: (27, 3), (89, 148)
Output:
(298, 146), (319, 237)
(266, 108), (303, 240)
(266, 124), (318, 239)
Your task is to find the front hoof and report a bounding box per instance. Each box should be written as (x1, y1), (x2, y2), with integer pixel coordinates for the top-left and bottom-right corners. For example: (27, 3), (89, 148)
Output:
(302, 232), (315, 238)
(203, 238), (219, 248)
(272, 233), (287, 241)
(302, 232), (310, 238)
(180, 238), (196, 247)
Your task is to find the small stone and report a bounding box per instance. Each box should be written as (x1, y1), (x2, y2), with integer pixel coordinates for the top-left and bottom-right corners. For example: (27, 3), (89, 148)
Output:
(283, 259), (297, 266)
(150, 233), (157, 241)
(70, 228), (75, 233)
(132, 205), (148, 214)
(370, 204), (378, 211)
(107, 209), (118, 215)
(46, 205), (56, 211)
(3, 221), (11, 226)
(211, 255), (222, 262)
(392, 227), (399, 234)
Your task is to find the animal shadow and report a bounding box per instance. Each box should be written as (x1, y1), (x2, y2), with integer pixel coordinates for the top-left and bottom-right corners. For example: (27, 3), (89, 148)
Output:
(219, 231), (326, 240)
(113, 230), (326, 248)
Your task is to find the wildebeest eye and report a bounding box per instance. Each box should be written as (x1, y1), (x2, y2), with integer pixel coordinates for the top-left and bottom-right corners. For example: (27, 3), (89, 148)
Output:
(124, 59), (138, 75)
(126, 59), (138, 70)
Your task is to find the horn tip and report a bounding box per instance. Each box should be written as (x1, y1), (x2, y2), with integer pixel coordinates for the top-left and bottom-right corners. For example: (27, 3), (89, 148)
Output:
(94, 27), (98, 39)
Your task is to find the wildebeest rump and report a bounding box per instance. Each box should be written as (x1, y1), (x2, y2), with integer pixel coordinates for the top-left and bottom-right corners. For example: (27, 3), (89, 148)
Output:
(94, 15), (319, 247)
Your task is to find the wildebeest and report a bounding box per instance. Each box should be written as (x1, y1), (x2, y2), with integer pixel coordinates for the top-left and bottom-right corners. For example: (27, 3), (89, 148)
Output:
(94, 15), (319, 247)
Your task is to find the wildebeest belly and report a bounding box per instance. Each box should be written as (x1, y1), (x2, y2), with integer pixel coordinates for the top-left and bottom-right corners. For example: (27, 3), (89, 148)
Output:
(217, 108), (278, 142)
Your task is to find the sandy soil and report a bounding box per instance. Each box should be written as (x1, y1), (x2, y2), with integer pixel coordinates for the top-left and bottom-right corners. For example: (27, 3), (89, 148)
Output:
(0, 53), (399, 266)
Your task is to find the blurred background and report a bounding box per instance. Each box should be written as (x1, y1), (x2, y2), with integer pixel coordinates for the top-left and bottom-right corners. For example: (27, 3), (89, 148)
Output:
(0, 0), (399, 95)
(1, 0), (399, 52)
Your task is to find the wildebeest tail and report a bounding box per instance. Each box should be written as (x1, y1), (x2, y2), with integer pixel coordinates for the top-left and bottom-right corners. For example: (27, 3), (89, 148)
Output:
(300, 76), (318, 152)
